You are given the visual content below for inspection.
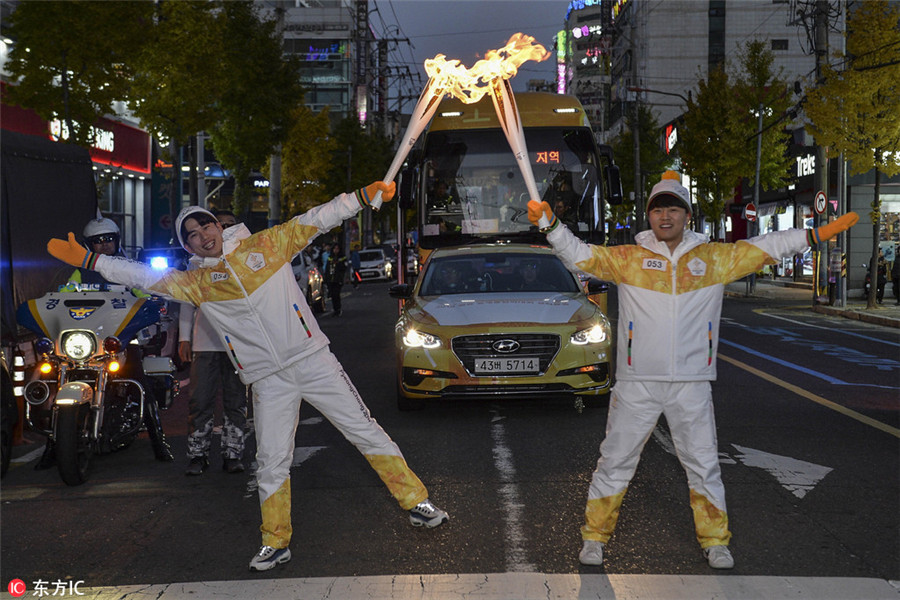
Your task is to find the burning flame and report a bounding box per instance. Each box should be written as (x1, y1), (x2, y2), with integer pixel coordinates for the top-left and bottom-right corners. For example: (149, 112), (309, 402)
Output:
(424, 33), (549, 104)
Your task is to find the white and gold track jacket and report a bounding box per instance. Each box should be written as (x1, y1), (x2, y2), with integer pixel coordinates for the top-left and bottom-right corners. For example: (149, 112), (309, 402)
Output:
(545, 224), (810, 382)
(88, 192), (365, 384)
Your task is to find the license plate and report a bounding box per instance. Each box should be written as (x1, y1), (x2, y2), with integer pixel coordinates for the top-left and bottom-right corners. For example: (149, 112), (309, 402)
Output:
(473, 356), (539, 374)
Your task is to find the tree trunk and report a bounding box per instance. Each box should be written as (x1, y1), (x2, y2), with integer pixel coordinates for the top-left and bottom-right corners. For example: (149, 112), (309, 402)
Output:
(866, 167), (881, 309)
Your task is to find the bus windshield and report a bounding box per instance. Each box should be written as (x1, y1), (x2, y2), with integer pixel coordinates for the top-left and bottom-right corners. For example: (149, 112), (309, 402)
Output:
(419, 127), (601, 248)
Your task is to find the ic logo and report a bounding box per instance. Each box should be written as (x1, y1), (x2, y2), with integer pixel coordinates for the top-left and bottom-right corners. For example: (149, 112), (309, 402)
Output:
(492, 339), (520, 353)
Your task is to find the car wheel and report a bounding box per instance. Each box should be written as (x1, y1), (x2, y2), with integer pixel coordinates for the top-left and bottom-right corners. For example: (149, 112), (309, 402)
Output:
(396, 381), (423, 411)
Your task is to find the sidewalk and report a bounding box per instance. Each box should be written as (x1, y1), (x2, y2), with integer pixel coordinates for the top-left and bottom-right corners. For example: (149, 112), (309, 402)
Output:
(724, 277), (900, 329)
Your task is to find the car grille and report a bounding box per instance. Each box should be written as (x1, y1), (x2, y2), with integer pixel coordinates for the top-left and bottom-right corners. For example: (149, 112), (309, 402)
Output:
(451, 333), (560, 376)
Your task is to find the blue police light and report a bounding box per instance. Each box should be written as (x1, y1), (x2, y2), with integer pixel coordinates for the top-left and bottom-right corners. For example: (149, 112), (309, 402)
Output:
(150, 256), (169, 270)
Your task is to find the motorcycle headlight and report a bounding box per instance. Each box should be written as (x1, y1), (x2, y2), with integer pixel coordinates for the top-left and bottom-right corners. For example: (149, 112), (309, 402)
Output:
(571, 324), (608, 345)
(402, 329), (441, 349)
(61, 331), (97, 360)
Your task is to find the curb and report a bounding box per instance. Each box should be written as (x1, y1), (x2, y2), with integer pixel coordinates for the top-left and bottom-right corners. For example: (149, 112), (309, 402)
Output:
(812, 304), (900, 329)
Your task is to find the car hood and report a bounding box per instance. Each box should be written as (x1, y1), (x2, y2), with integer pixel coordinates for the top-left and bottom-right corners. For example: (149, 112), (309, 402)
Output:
(411, 292), (595, 326)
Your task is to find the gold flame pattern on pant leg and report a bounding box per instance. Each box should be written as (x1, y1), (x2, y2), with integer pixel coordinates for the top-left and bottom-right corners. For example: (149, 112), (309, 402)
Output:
(260, 478), (292, 549)
(365, 454), (428, 510)
(581, 489), (627, 543)
(690, 489), (732, 548)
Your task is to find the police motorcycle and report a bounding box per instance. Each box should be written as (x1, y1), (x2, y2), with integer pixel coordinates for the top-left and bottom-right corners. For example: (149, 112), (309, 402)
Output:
(16, 284), (177, 485)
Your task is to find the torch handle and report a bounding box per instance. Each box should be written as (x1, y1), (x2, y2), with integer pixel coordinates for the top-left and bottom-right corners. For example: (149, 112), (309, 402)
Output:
(370, 79), (445, 211)
(371, 189), (384, 210)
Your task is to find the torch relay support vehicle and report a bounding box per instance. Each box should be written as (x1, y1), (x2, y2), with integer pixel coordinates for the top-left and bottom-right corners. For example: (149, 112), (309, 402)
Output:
(15, 286), (177, 485)
(390, 245), (612, 411)
(387, 93), (623, 410)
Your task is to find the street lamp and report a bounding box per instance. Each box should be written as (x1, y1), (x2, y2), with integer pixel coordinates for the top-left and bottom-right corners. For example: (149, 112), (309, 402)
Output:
(626, 86), (690, 104)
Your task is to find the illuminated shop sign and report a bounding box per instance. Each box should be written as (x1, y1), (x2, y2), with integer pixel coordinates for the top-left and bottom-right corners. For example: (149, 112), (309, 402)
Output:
(665, 124), (678, 154)
(302, 41), (347, 61)
(796, 153), (815, 177)
(49, 119), (114, 152)
(566, 0), (603, 18)
(612, 0), (631, 20)
(1, 89), (151, 174)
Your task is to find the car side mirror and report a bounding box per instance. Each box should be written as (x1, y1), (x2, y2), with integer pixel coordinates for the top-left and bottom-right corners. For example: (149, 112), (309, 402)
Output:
(389, 283), (413, 299)
(586, 278), (609, 295)
(398, 166), (416, 210)
(605, 164), (623, 206)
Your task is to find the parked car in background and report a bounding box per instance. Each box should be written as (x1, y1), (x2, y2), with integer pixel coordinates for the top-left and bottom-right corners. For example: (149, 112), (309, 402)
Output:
(291, 251), (326, 312)
(358, 247), (393, 281)
(389, 244), (612, 410)
(405, 249), (419, 278)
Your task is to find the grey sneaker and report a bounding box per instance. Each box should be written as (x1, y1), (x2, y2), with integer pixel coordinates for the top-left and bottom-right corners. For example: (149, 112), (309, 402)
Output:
(703, 545), (734, 569)
(249, 545), (291, 571)
(184, 457), (209, 476)
(408, 499), (449, 528)
(223, 458), (245, 473)
(579, 540), (604, 566)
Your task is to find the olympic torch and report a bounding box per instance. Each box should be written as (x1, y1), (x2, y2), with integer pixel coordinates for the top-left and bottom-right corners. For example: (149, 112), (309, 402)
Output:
(370, 78), (447, 210)
(488, 77), (541, 202)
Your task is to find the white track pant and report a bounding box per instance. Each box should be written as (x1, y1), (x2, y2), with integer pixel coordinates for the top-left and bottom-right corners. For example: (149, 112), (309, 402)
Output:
(252, 349), (428, 548)
(582, 380), (731, 548)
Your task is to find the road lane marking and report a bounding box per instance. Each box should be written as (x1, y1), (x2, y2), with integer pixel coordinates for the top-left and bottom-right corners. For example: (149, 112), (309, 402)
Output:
(718, 352), (900, 438)
(731, 444), (832, 499)
(490, 410), (536, 572)
(720, 339), (900, 387)
(755, 307), (900, 347)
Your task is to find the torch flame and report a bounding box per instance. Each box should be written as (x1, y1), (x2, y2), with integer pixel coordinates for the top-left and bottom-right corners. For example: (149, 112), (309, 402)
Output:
(424, 33), (549, 104)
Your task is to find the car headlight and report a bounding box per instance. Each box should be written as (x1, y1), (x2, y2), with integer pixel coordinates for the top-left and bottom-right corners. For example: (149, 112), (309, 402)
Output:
(402, 329), (441, 349)
(61, 331), (97, 360)
(571, 324), (608, 345)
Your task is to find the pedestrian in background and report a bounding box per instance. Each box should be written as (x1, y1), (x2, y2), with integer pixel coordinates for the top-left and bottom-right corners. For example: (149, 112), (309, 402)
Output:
(47, 181), (449, 573)
(324, 242), (347, 317)
(178, 209), (248, 476)
(350, 248), (361, 289)
(891, 245), (900, 305)
(528, 170), (859, 570)
(876, 249), (887, 304)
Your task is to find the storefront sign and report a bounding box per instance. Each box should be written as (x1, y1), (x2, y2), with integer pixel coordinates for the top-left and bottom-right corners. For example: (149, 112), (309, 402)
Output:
(796, 153), (816, 177)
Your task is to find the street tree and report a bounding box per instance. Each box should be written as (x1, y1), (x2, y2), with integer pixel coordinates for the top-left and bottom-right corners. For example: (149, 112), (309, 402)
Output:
(3, 0), (151, 147)
(206, 1), (304, 219)
(732, 40), (794, 195)
(680, 66), (742, 240)
(128, 0), (224, 209)
(804, 0), (900, 308)
(323, 118), (394, 243)
(275, 105), (336, 220)
(609, 104), (669, 243)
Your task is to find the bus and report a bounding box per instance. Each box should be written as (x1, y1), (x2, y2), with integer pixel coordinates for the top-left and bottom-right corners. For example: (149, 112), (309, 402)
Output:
(396, 92), (622, 270)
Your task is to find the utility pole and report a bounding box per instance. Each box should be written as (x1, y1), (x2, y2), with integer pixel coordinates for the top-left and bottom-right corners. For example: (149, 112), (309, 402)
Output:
(268, 4), (285, 227)
(631, 7), (642, 235)
(813, 0), (829, 305)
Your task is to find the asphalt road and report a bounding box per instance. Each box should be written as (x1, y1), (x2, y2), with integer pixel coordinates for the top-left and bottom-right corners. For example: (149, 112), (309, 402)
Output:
(1, 280), (897, 598)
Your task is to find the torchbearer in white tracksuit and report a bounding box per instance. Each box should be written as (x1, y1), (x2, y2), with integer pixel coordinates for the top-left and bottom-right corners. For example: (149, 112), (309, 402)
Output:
(528, 171), (859, 569)
(47, 181), (449, 572)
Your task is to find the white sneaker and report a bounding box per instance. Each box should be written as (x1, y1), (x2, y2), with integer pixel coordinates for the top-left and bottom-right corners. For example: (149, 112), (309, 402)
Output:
(249, 545), (291, 571)
(408, 499), (449, 528)
(704, 545), (734, 569)
(579, 540), (604, 565)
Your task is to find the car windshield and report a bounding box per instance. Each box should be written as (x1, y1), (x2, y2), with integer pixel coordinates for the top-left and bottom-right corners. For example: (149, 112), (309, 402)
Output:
(359, 251), (383, 262)
(420, 253), (580, 296)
